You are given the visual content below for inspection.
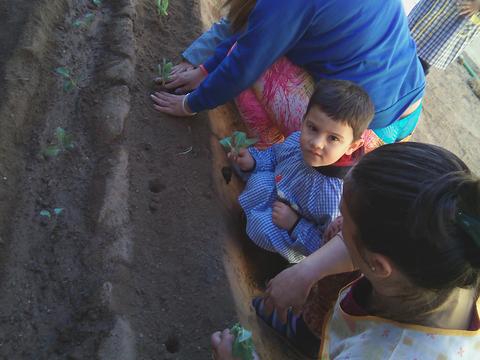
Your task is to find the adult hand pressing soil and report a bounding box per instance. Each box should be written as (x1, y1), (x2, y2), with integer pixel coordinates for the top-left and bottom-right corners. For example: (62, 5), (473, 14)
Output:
(170, 61), (194, 76)
(151, 67), (207, 116)
(164, 67), (207, 94)
(150, 92), (196, 116)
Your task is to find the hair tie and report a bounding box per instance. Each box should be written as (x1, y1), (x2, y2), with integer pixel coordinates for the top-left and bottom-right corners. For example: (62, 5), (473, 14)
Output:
(456, 211), (480, 248)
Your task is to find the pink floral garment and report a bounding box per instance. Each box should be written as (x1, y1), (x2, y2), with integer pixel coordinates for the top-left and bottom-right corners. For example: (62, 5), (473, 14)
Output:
(235, 57), (315, 148)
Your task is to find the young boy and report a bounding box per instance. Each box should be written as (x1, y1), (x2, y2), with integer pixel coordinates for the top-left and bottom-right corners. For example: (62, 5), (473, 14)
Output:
(230, 79), (374, 263)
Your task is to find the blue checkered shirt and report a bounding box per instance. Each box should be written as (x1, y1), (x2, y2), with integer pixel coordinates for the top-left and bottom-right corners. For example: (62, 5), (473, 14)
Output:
(238, 132), (342, 263)
(409, 0), (480, 70)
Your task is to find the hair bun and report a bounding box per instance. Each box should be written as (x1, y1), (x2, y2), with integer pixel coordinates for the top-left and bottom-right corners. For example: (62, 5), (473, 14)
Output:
(457, 177), (480, 268)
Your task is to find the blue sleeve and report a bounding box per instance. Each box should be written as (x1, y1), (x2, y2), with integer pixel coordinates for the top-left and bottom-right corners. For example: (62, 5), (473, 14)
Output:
(248, 131), (300, 172)
(290, 178), (342, 255)
(182, 18), (233, 66)
(187, 0), (316, 112)
(203, 34), (239, 73)
(248, 146), (276, 172)
(290, 218), (327, 256)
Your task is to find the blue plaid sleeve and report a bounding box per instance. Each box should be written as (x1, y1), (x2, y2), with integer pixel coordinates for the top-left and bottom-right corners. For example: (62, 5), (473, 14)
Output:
(290, 178), (342, 255)
(290, 217), (328, 255)
(249, 146), (276, 172)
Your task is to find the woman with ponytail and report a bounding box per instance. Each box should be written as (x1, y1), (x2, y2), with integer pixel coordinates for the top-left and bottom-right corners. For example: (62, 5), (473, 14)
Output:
(151, 0), (425, 151)
(211, 142), (480, 359)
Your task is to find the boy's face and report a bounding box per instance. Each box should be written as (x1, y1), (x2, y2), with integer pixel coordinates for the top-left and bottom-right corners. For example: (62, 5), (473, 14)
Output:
(300, 106), (364, 167)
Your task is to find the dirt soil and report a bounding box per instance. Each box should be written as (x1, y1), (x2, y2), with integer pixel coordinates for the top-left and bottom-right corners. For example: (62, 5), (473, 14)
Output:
(0, 1), (478, 359)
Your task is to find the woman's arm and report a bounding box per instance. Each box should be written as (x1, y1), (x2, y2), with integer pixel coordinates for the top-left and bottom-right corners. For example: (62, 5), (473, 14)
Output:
(263, 233), (355, 322)
(182, 18), (233, 66)
(187, 0), (317, 113)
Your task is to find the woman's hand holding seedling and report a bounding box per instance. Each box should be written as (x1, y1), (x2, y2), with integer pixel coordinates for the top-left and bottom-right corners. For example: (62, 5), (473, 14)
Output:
(228, 148), (255, 172)
(164, 67), (207, 94)
(272, 201), (299, 231)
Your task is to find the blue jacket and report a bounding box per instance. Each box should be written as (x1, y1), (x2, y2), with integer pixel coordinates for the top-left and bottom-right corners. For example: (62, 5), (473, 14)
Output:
(188, 0), (425, 129)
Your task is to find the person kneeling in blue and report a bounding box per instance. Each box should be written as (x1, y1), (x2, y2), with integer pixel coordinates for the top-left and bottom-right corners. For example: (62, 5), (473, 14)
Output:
(229, 79), (374, 263)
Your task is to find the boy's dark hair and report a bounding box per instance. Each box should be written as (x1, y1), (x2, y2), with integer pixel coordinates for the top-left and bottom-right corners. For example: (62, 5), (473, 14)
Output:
(345, 142), (480, 316)
(306, 79), (375, 140)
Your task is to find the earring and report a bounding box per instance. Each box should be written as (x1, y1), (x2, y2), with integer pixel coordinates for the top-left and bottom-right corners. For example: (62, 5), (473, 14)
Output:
(370, 266), (376, 272)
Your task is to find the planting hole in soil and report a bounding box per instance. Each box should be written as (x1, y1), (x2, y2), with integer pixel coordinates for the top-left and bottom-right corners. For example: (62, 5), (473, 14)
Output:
(164, 334), (180, 353)
(148, 178), (166, 193)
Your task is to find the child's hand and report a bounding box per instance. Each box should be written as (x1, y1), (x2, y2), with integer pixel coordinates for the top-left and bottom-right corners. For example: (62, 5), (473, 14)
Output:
(272, 201), (299, 231)
(228, 148), (255, 171)
(324, 216), (343, 242)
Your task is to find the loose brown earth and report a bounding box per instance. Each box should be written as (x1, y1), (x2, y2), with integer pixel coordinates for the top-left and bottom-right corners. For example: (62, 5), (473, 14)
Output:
(0, 1), (478, 359)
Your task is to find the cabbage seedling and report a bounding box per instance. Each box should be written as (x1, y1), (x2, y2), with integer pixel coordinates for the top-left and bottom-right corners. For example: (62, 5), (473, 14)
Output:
(158, 58), (173, 86)
(230, 323), (256, 360)
(40, 208), (64, 219)
(220, 131), (258, 156)
(43, 127), (75, 158)
(54, 67), (78, 92)
(157, 0), (169, 16)
(73, 13), (95, 28)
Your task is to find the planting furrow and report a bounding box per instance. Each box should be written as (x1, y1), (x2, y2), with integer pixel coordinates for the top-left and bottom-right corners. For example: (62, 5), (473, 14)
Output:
(0, 0), (136, 358)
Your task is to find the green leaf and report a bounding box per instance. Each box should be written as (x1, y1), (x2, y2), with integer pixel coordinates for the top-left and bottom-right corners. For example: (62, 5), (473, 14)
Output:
(40, 210), (52, 219)
(73, 19), (84, 28)
(163, 62), (173, 77)
(43, 146), (61, 158)
(157, 0), (169, 16)
(64, 79), (75, 92)
(92, 0), (102, 6)
(55, 67), (70, 78)
(160, 59), (173, 82)
(219, 136), (233, 150)
(53, 208), (64, 216)
(84, 13), (95, 23)
(230, 323), (255, 360)
(55, 127), (66, 144)
(233, 131), (247, 149)
(63, 134), (75, 150)
(243, 138), (258, 147)
(73, 13), (95, 28)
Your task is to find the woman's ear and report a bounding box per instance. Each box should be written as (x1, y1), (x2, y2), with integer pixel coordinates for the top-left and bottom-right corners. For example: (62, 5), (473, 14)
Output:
(366, 253), (393, 279)
(345, 138), (364, 155)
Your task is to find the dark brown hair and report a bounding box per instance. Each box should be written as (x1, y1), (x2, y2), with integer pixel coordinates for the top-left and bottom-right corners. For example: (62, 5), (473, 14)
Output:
(306, 79), (375, 140)
(223, 0), (256, 33)
(345, 142), (480, 292)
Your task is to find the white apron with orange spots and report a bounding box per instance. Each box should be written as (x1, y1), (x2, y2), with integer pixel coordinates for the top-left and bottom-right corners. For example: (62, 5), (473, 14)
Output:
(320, 288), (480, 360)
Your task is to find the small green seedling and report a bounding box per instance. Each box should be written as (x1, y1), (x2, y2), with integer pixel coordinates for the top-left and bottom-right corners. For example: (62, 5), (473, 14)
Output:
(92, 0), (102, 7)
(43, 127), (75, 158)
(220, 131), (258, 156)
(158, 58), (173, 86)
(40, 208), (64, 220)
(73, 13), (95, 28)
(54, 67), (78, 92)
(230, 323), (255, 360)
(156, 0), (169, 16)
